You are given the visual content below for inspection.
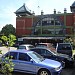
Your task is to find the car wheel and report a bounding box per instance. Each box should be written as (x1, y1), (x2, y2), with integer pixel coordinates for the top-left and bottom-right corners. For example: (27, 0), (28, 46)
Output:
(38, 69), (51, 75)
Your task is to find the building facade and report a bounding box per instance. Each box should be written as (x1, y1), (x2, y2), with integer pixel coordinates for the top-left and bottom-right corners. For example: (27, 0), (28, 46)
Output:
(15, 1), (75, 44)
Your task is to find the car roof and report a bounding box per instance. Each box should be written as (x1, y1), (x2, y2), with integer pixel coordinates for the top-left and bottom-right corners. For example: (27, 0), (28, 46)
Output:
(57, 43), (71, 44)
(30, 47), (55, 54)
(9, 49), (33, 53)
(37, 43), (51, 45)
(31, 47), (50, 50)
(19, 44), (34, 46)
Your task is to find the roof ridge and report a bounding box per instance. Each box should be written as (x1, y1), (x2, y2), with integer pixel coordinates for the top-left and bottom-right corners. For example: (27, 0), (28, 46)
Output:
(15, 3), (32, 15)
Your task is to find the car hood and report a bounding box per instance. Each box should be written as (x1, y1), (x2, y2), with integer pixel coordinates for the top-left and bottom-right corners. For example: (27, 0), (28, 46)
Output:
(39, 59), (61, 68)
(56, 53), (69, 58)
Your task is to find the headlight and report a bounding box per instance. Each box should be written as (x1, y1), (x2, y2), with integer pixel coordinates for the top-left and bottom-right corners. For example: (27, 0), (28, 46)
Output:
(67, 57), (73, 61)
(54, 66), (62, 71)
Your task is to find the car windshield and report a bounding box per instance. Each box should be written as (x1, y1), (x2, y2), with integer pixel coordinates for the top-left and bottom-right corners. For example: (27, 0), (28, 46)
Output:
(36, 44), (47, 48)
(28, 46), (34, 48)
(47, 49), (59, 55)
(28, 51), (45, 63)
(57, 44), (72, 50)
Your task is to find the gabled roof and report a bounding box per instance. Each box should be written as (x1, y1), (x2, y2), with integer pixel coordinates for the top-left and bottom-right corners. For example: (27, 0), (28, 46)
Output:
(70, 1), (75, 12)
(71, 1), (75, 6)
(15, 3), (32, 15)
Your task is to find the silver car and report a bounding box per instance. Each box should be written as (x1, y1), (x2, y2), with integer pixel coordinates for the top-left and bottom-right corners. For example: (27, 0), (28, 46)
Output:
(18, 44), (34, 50)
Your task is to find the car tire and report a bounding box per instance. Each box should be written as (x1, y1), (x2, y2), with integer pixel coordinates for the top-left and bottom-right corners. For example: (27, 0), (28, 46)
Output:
(38, 69), (51, 75)
(74, 55), (75, 60)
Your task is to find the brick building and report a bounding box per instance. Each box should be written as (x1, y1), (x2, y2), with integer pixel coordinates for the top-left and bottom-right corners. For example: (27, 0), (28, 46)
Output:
(15, 1), (75, 44)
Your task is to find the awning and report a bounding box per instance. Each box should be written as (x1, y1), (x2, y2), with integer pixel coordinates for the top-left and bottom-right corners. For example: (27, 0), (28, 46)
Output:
(18, 36), (65, 41)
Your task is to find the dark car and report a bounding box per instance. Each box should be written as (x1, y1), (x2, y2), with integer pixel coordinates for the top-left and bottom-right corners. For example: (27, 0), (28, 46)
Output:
(30, 47), (74, 67)
(56, 43), (73, 57)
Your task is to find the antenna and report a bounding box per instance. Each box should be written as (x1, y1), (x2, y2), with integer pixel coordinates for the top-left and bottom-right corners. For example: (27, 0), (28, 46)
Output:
(37, 0), (40, 15)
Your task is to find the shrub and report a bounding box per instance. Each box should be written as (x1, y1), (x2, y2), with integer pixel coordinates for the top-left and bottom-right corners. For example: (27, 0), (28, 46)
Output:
(0, 56), (14, 75)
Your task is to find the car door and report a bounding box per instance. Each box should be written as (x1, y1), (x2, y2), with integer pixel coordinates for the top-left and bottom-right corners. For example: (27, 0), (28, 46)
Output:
(18, 53), (36, 73)
(40, 49), (56, 60)
(4, 52), (19, 70)
(46, 50), (58, 60)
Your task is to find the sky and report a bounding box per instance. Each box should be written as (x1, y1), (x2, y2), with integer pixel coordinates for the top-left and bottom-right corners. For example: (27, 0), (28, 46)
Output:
(0, 0), (75, 30)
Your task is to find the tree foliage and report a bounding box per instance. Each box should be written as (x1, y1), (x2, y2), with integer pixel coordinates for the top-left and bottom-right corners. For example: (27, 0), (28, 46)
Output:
(1, 24), (16, 36)
(1, 35), (8, 42)
(0, 34), (16, 47)
(64, 37), (75, 49)
(8, 34), (16, 47)
(0, 56), (14, 75)
(0, 34), (16, 75)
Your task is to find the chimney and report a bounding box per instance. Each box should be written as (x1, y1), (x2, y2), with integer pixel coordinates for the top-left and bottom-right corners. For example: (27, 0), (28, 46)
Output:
(64, 8), (67, 13)
(32, 11), (35, 15)
(41, 10), (44, 15)
(54, 9), (56, 14)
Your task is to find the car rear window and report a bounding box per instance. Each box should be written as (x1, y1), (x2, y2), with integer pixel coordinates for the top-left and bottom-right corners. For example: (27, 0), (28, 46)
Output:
(19, 46), (26, 49)
(28, 46), (34, 49)
(57, 44), (72, 50)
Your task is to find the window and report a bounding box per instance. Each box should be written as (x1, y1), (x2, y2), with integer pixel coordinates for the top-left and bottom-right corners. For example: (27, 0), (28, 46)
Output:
(19, 53), (31, 61)
(41, 49), (46, 55)
(46, 50), (52, 56)
(4, 52), (17, 60)
(36, 17), (61, 26)
(19, 46), (26, 49)
(36, 49), (41, 54)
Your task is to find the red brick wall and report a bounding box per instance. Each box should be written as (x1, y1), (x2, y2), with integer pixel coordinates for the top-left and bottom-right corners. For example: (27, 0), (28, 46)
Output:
(66, 14), (74, 26)
(66, 14), (74, 34)
(16, 17), (32, 36)
(59, 14), (74, 34)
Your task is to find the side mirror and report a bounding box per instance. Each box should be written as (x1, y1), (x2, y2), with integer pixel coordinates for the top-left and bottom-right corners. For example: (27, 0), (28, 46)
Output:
(30, 59), (34, 63)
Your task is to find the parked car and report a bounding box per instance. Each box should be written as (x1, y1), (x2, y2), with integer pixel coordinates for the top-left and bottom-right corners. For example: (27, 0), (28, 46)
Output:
(18, 44), (35, 50)
(56, 43), (73, 57)
(0, 50), (62, 75)
(36, 43), (56, 51)
(30, 47), (74, 67)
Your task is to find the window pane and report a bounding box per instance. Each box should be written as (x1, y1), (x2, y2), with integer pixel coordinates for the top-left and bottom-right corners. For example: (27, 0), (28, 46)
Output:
(5, 52), (17, 60)
(10, 52), (17, 59)
(19, 53), (31, 61)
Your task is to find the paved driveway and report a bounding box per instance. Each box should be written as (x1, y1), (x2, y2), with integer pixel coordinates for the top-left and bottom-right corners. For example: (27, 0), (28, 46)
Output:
(0, 46), (17, 54)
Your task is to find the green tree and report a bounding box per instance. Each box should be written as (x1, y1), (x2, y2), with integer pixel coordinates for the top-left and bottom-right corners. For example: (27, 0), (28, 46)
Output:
(63, 37), (75, 49)
(64, 37), (73, 44)
(1, 35), (8, 46)
(0, 34), (16, 75)
(0, 34), (16, 47)
(1, 24), (16, 36)
(8, 34), (16, 47)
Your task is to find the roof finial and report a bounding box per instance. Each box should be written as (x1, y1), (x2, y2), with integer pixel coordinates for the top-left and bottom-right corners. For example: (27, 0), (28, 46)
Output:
(23, 3), (25, 5)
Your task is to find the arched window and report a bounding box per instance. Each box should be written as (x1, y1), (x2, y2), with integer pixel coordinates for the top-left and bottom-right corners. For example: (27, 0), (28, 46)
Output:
(36, 17), (61, 26)
(33, 16), (64, 35)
